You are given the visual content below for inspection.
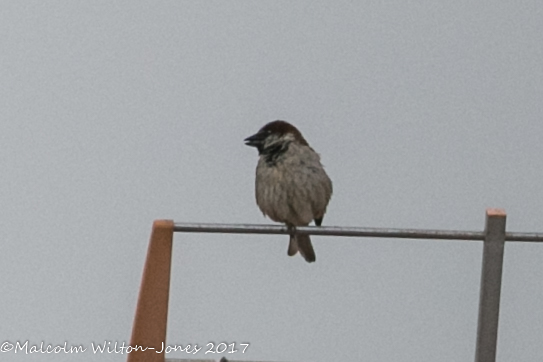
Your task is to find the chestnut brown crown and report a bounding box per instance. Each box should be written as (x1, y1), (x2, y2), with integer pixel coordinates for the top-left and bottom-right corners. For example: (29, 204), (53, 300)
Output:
(258, 120), (308, 145)
(244, 120), (309, 150)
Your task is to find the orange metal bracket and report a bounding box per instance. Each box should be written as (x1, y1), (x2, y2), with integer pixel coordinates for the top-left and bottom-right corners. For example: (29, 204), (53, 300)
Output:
(127, 220), (174, 362)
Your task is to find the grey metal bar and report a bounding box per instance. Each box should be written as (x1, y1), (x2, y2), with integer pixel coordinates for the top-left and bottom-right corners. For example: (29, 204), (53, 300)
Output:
(505, 232), (543, 242)
(174, 223), (485, 240)
(165, 359), (215, 362)
(166, 360), (280, 362)
(173, 223), (543, 242)
(165, 360), (216, 362)
(475, 209), (507, 362)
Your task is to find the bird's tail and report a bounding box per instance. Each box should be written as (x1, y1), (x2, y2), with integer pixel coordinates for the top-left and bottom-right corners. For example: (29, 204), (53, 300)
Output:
(288, 233), (316, 263)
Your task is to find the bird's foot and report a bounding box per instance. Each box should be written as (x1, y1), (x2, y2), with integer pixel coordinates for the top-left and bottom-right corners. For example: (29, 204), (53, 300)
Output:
(286, 224), (296, 237)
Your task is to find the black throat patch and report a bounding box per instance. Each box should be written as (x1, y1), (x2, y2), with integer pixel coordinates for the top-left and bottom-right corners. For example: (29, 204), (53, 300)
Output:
(261, 142), (290, 166)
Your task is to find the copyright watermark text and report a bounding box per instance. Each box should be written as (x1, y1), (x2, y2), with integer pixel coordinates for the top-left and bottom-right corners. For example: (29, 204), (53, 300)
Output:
(1, 341), (249, 355)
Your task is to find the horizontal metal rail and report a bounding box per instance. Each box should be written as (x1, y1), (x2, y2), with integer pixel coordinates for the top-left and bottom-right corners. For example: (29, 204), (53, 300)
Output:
(165, 359), (266, 362)
(165, 359), (272, 362)
(173, 223), (543, 242)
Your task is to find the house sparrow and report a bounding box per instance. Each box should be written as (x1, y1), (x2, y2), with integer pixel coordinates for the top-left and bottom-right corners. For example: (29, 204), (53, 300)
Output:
(244, 120), (333, 263)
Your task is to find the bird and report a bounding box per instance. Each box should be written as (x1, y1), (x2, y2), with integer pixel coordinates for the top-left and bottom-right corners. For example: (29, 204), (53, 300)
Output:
(244, 120), (333, 263)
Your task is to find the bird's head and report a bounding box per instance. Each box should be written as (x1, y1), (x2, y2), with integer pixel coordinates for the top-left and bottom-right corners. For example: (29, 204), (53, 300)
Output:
(244, 120), (309, 154)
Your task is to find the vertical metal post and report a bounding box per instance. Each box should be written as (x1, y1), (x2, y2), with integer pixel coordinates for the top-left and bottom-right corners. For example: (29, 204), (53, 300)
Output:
(475, 209), (506, 362)
(128, 220), (174, 362)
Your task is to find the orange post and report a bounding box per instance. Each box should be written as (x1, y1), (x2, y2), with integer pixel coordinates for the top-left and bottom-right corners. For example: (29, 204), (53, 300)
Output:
(127, 220), (174, 362)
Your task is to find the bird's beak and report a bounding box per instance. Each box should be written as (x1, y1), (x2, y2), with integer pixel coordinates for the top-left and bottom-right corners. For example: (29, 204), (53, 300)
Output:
(244, 131), (266, 147)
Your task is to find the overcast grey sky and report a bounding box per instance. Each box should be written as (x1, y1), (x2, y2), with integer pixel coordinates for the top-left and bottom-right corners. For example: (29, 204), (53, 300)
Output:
(1, 1), (542, 361)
